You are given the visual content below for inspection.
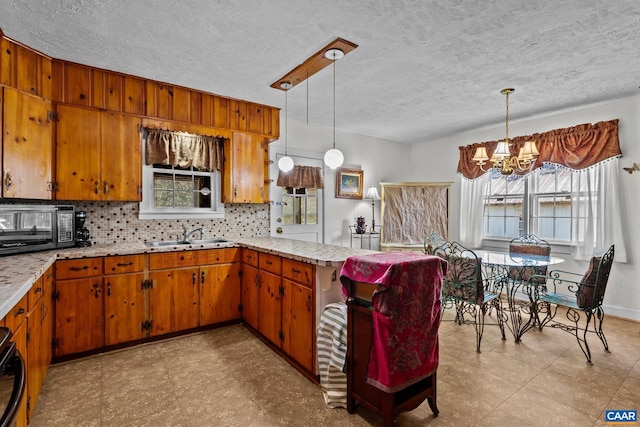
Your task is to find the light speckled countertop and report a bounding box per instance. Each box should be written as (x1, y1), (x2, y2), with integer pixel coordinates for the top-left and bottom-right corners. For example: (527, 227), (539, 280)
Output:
(0, 237), (376, 320)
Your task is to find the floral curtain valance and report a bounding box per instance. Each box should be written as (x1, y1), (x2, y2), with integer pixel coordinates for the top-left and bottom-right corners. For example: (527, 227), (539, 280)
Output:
(276, 165), (324, 189)
(457, 119), (622, 180)
(144, 128), (225, 172)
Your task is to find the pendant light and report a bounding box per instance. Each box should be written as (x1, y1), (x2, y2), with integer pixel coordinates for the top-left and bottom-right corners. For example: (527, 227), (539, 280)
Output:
(323, 48), (344, 169)
(277, 82), (295, 172)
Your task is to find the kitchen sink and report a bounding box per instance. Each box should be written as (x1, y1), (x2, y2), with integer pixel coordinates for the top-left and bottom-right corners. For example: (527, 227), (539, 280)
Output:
(189, 238), (229, 244)
(144, 238), (229, 248)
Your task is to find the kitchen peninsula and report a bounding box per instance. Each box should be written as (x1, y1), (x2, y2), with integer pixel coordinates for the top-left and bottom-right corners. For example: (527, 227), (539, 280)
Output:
(0, 237), (375, 386)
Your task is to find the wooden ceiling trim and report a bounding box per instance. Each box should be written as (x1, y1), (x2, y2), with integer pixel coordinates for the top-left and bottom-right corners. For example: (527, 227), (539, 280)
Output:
(270, 37), (358, 90)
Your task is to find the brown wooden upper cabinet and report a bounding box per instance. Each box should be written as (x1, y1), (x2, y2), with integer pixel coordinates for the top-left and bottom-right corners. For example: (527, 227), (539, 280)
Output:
(1, 87), (54, 199)
(55, 104), (141, 201)
(222, 132), (267, 203)
(0, 35), (52, 99)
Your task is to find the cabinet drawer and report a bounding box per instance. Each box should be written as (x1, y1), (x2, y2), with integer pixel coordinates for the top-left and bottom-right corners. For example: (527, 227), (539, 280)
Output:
(259, 253), (281, 275)
(149, 251), (198, 270)
(104, 254), (145, 274)
(55, 258), (103, 280)
(242, 249), (258, 267)
(5, 294), (28, 332)
(28, 275), (45, 312)
(282, 258), (314, 288)
(197, 248), (241, 265)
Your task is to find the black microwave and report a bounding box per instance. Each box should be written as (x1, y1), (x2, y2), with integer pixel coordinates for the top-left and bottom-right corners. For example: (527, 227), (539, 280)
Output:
(0, 205), (75, 256)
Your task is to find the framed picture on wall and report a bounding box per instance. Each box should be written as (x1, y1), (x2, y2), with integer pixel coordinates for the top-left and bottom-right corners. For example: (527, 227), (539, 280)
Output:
(336, 168), (364, 199)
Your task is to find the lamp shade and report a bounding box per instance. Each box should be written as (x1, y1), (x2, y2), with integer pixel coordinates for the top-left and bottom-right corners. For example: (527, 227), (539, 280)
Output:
(324, 148), (344, 169)
(472, 146), (489, 162)
(518, 140), (539, 160)
(365, 186), (380, 200)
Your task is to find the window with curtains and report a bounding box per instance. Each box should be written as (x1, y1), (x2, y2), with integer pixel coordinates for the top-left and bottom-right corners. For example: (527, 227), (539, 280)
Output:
(139, 128), (225, 219)
(459, 119), (627, 262)
(483, 164), (572, 241)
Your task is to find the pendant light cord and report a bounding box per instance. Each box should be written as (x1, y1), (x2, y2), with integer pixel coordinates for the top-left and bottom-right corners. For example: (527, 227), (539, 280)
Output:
(332, 60), (336, 149)
(285, 89), (288, 155)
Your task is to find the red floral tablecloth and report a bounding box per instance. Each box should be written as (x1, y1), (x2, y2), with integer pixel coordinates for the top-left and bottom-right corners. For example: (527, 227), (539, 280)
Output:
(340, 251), (446, 392)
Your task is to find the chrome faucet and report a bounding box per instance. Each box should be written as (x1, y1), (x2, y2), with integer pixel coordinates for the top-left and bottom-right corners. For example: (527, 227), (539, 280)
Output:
(181, 225), (204, 242)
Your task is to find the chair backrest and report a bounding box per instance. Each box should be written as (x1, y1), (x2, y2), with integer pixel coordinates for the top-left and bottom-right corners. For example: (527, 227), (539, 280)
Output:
(433, 241), (484, 305)
(576, 245), (615, 309)
(423, 231), (447, 255)
(508, 234), (551, 283)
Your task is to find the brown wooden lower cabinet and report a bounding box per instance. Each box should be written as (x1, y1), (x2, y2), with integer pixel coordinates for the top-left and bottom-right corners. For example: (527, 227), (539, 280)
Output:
(104, 272), (146, 346)
(241, 251), (316, 374)
(149, 267), (199, 336)
(281, 278), (314, 372)
(240, 262), (260, 330)
(54, 275), (104, 356)
(200, 263), (242, 325)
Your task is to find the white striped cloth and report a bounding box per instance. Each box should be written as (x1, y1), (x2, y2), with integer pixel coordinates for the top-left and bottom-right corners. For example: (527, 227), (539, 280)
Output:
(317, 302), (348, 408)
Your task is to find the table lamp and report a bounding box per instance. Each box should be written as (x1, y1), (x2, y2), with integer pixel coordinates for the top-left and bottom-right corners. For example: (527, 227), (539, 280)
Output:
(365, 185), (381, 233)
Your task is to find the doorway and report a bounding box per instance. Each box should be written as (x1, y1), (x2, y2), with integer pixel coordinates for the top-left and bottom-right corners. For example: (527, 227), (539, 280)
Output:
(269, 151), (324, 243)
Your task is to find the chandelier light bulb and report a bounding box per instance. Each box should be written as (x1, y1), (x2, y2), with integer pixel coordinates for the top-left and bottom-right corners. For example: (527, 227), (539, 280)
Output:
(278, 155), (294, 172)
(324, 148), (344, 169)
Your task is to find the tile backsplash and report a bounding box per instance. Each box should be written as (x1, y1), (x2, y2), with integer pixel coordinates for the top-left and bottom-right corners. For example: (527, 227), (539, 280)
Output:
(69, 201), (270, 245)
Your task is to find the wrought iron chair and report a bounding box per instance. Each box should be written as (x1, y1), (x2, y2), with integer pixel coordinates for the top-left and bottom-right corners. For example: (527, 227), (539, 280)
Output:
(529, 244), (615, 364)
(506, 234), (552, 330)
(433, 241), (506, 353)
(423, 231), (447, 255)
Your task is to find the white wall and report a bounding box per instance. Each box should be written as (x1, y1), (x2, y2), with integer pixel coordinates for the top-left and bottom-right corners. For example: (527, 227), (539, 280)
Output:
(409, 94), (640, 321)
(271, 119), (411, 247)
(272, 96), (640, 321)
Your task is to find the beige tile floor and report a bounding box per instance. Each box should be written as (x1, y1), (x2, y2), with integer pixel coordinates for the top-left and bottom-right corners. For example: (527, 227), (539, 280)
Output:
(30, 309), (640, 427)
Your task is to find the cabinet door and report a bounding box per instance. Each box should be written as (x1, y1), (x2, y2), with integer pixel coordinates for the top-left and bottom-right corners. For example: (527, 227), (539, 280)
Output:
(55, 104), (101, 200)
(26, 297), (44, 422)
(12, 321), (28, 427)
(2, 87), (53, 199)
(104, 273), (146, 346)
(200, 263), (241, 325)
(258, 270), (281, 346)
(149, 268), (199, 336)
(100, 111), (141, 201)
(241, 264), (259, 330)
(222, 132), (265, 203)
(54, 277), (104, 356)
(41, 266), (53, 384)
(281, 279), (314, 372)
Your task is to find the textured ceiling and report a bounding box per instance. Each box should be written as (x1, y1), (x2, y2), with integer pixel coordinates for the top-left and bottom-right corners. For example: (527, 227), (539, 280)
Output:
(1, 0), (639, 144)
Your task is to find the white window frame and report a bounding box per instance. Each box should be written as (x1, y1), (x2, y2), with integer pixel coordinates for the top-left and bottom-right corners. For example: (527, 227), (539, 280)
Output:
(139, 136), (224, 220)
(481, 165), (572, 250)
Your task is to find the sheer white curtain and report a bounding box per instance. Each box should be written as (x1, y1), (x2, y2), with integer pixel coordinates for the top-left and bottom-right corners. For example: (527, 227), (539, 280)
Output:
(571, 158), (627, 262)
(459, 173), (489, 249)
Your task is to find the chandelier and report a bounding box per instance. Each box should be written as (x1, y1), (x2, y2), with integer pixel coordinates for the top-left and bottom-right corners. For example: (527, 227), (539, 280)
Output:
(472, 88), (539, 176)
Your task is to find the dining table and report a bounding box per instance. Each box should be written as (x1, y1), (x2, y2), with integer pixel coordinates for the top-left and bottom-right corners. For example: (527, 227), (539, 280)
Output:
(476, 250), (565, 341)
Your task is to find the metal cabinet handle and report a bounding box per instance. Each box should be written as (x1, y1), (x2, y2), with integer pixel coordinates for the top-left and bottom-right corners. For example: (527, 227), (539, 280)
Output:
(192, 272), (197, 285)
(15, 307), (25, 316)
(116, 262), (133, 267)
(107, 282), (111, 296)
(292, 268), (301, 274)
(201, 271), (205, 283)
(104, 181), (109, 195)
(234, 185), (238, 197)
(94, 181), (99, 195)
(4, 173), (12, 190)
(69, 265), (89, 271)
